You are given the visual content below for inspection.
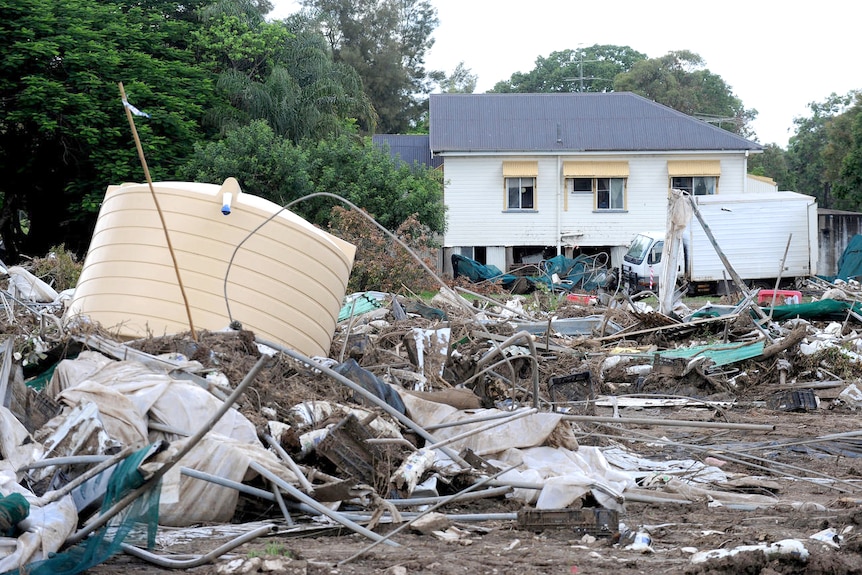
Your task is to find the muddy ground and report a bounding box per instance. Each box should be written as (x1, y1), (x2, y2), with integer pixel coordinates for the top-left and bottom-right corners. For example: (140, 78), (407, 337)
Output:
(86, 404), (862, 575)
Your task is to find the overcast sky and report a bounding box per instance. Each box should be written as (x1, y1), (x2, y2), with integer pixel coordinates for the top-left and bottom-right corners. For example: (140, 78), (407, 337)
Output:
(268, 0), (860, 148)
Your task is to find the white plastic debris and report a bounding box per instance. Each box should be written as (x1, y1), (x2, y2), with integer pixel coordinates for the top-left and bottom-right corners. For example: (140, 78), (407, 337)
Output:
(690, 539), (809, 564)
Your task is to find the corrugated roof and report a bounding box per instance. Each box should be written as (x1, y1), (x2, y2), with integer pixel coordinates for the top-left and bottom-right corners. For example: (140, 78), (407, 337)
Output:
(429, 93), (763, 153)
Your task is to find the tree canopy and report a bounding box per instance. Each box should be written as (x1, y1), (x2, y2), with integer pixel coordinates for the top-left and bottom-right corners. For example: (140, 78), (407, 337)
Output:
(299, 0), (438, 133)
(614, 50), (756, 137)
(491, 45), (646, 94)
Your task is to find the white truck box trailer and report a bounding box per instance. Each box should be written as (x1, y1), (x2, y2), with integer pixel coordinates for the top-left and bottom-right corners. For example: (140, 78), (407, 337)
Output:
(621, 192), (818, 294)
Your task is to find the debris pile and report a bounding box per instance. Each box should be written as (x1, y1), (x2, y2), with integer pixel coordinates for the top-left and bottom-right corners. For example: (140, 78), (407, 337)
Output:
(1, 254), (862, 574)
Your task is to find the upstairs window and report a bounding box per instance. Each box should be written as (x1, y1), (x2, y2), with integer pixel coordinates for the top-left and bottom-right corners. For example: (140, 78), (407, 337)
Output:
(671, 176), (717, 196)
(506, 177), (535, 209)
(564, 161), (629, 211)
(503, 161), (538, 211)
(596, 178), (626, 209)
(668, 160), (721, 195)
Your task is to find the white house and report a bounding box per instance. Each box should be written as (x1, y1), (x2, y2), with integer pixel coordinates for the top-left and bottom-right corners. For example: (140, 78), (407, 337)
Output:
(428, 92), (765, 274)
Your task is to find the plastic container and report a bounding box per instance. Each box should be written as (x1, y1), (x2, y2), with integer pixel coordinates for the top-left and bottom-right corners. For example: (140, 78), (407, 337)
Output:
(757, 289), (802, 306)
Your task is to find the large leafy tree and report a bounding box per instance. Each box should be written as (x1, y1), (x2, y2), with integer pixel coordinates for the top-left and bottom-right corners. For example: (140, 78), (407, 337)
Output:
(747, 143), (794, 191)
(195, 10), (375, 143)
(179, 121), (445, 232)
(300, 0), (438, 133)
(785, 92), (858, 209)
(491, 45), (647, 94)
(614, 50), (756, 137)
(0, 0), (215, 259)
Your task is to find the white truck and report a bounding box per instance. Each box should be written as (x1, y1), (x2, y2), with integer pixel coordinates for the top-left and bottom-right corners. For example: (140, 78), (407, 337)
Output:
(621, 192), (819, 295)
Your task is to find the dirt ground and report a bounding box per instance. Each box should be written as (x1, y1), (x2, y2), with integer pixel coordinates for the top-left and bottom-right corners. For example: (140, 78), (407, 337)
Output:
(85, 405), (862, 575)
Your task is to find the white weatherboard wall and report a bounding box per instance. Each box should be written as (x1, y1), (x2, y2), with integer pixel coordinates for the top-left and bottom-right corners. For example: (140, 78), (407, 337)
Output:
(443, 154), (752, 263)
(66, 181), (356, 357)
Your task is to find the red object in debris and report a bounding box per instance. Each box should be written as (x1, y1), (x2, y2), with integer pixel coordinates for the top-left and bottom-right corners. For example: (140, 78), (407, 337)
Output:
(566, 294), (597, 305)
(757, 289), (802, 306)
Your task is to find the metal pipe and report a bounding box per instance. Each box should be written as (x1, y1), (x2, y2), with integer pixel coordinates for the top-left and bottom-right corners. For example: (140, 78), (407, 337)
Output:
(339, 464), (519, 566)
(66, 354), (271, 546)
(34, 447), (135, 506)
(424, 409), (532, 431)
(20, 455), (112, 470)
(261, 432), (314, 493)
(120, 523), (274, 568)
(255, 338), (471, 468)
(248, 461), (398, 547)
(560, 414), (775, 431)
(181, 467), (276, 502)
(270, 481), (294, 526)
(385, 486), (512, 507)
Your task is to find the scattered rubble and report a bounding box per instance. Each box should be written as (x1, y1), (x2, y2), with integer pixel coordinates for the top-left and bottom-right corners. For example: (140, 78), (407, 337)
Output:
(2, 241), (862, 575)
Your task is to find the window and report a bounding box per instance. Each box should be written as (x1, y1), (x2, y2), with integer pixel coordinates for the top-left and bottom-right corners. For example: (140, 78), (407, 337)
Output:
(566, 177), (626, 210)
(571, 178), (592, 193)
(596, 178), (625, 209)
(563, 161), (629, 211)
(506, 177), (535, 210)
(667, 160), (720, 195)
(671, 176), (716, 196)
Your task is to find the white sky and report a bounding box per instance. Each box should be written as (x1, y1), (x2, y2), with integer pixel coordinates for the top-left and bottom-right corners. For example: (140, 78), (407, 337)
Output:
(268, 0), (861, 148)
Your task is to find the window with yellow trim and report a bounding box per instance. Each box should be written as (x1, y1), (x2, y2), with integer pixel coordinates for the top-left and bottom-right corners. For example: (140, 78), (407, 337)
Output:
(568, 177), (626, 210)
(506, 177), (535, 210)
(671, 176), (716, 195)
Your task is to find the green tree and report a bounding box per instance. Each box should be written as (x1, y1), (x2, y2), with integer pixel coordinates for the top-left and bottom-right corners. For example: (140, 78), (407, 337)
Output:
(194, 11), (375, 143)
(0, 0), (215, 259)
(178, 122), (445, 233)
(178, 120), (313, 205)
(825, 93), (862, 208)
(614, 50), (756, 137)
(438, 62), (477, 94)
(747, 144), (794, 191)
(491, 45), (646, 94)
(786, 92), (858, 208)
(304, 134), (445, 231)
(300, 0), (439, 133)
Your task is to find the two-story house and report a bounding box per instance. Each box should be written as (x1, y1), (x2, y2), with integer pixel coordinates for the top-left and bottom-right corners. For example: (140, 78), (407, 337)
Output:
(428, 92), (765, 275)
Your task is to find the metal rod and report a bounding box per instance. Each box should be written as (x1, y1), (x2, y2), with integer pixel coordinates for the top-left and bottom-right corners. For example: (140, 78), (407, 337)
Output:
(34, 447), (135, 506)
(424, 409), (533, 431)
(120, 524), (274, 568)
(339, 464), (519, 566)
(271, 481), (294, 526)
(384, 486), (512, 507)
(261, 432), (314, 493)
(560, 414), (775, 431)
(248, 461), (398, 547)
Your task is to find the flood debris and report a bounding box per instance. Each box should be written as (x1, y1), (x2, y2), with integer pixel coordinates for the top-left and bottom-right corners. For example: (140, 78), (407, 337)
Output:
(2, 198), (862, 574)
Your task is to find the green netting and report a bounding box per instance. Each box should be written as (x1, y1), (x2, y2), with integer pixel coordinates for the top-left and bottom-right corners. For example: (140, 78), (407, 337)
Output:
(760, 299), (862, 322)
(5, 444), (162, 575)
(338, 292), (383, 322)
(652, 340), (766, 367)
(819, 234), (862, 282)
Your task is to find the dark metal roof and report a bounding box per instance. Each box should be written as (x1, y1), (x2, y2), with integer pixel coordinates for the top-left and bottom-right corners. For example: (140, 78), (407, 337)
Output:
(429, 92), (763, 153)
(372, 134), (443, 169)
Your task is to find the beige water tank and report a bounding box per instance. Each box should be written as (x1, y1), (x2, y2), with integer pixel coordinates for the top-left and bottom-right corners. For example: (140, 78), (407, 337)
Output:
(66, 179), (356, 357)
